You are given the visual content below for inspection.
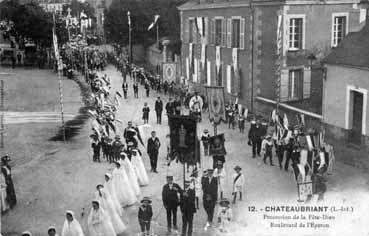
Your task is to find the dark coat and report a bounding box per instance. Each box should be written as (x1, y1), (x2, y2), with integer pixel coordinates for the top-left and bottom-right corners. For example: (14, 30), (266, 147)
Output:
(248, 125), (263, 141)
(201, 176), (218, 202)
(155, 100), (163, 112)
(180, 188), (196, 215)
(138, 204), (153, 221)
(165, 102), (173, 115)
(147, 137), (160, 155)
(162, 183), (181, 208)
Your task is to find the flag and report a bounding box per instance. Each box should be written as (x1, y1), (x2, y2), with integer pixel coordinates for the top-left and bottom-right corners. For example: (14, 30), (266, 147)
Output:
(148, 15), (160, 31)
(127, 11), (131, 26)
(206, 86), (226, 124)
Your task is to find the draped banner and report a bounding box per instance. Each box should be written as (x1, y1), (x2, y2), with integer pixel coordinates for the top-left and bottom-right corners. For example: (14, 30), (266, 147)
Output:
(216, 46), (221, 73)
(209, 133), (227, 156)
(232, 48), (238, 72)
(201, 44), (206, 67)
(163, 63), (176, 83)
(205, 86), (226, 124)
(227, 65), (232, 93)
(207, 60), (211, 86)
(189, 43), (194, 76)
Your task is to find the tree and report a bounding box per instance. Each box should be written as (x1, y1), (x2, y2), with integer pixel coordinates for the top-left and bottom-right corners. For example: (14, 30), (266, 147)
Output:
(104, 0), (185, 50)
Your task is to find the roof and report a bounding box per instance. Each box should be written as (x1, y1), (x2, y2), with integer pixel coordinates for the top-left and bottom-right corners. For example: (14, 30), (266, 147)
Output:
(323, 24), (369, 69)
(178, 0), (359, 10)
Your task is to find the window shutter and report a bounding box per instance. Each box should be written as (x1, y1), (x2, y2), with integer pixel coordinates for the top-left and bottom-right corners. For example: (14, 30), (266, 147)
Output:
(240, 17), (245, 49)
(280, 70), (289, 102)
(185, 19), (190, 43)
(204, 17), (209, 45)
(222, 19), (227, 47)
(303, 67), (311, 99)
(211, 19), (215, 45)
(227, 18), (232, 48)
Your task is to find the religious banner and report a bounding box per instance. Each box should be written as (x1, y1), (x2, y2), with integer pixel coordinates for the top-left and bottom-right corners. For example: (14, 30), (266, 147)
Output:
(163, 63), (176, 82)
(209, 133), (227, 156)
(205, 86), (226, 124)
(168, 115), (198, 163)
(216, 46), (221, 73)
(276, 13), (283, 103)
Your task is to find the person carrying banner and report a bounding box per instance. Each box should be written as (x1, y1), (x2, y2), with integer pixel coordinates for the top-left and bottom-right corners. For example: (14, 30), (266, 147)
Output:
(180, 180), (196, 236)
(162, 175), (181, 233)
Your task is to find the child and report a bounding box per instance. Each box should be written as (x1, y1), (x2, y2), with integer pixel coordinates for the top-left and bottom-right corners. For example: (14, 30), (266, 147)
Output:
(217, 198), (233, 233)
(138, 197), (153, 236)
(232, 166), (244, 204)
(261, 135), (274, 166)
(142, 103), (150, 124)
(190, 169), (201, 209)
(238, 111), (245, 133)
(201, 129), (210, 156)
(213, 161), (226, 199)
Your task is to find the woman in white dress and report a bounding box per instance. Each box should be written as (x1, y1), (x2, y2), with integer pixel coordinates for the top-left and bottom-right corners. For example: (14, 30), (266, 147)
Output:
(111, 161), (137, 206)
(94, 184), (127, 234)
(104, 173), (122, 215)
(130, 149), (149, 186)
(61, 210), (85, 236)
(119, 153), (140, 196)
(87, 200), (116, 236)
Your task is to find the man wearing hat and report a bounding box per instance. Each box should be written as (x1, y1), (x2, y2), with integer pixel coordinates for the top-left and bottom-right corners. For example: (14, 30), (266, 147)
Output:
(138, 197), (153, 236)
(232, 166), (244, 204)
(155, 97), (163, 124)
(202, 169), (218, 229)
(248, 119), (263, 158)
(91, 133), (101, 162)
(180, 180), (196, 236)
(147, 131), (160, 173)
(261, 135), (274, 166)
(162, 175), (181, 233)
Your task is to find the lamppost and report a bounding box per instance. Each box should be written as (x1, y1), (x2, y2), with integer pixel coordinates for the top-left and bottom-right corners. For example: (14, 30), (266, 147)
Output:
(127, 11), (132, 65)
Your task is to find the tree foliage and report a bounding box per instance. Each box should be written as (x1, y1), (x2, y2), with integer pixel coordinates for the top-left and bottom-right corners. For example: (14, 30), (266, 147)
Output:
(0, 0), (53, 47)
(104, 0), (185, 52)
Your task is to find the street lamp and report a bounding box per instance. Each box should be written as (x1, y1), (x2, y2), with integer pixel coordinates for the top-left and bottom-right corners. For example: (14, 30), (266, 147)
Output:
(307, 53), (317, 68)
(127, 11), (132, 65)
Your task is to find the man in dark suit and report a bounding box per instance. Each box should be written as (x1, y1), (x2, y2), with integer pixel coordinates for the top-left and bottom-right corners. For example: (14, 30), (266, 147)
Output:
(147, 131), (160, 173)
(248, 120), (263, 158)
(180, 180), (196, 236)
(202, 169), (218, 229)
(155, 97), (163, 124)
(162, 176), (181, 234)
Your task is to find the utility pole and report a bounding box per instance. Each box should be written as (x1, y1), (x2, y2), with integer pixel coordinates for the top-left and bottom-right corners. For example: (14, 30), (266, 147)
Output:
(127, 11), (133, 65)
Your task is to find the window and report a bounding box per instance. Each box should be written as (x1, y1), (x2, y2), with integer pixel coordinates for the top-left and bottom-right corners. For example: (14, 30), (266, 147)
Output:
(332, 14), (347, 47)
(288, 69), (303, 100)
(215, 19), (222, 46)
(232, 19), (240, 48)
(288, 18), (303, 50)
(189, 19), (195, 43)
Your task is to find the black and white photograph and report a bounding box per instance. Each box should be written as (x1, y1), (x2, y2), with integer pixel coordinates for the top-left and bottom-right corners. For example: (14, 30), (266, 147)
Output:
(0, 0), (369, 235)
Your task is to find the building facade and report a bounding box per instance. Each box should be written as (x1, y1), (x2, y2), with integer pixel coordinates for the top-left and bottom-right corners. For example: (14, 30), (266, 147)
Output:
(178, 0), (366, 120)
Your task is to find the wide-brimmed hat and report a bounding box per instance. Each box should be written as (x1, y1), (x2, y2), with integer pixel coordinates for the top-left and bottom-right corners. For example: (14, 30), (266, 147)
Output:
(166, 175), (173, 180)
(219, 198), (230, 205)
(216, 161), (223, 166)
(266, 135), (272, 139)
(204, 129), (209, 133)
(141, 197), (152, 204)
(127, 141), (134, 146)
(115, 135), (120, 140)
(234, 165), (242, 171)
(207, 169), (214, 173)
(1, 155), (10, 162)
(184, 180), (192, 186)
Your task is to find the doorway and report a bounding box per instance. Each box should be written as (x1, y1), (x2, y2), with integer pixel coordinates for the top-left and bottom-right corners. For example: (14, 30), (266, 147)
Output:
(350, 91), (363, 143)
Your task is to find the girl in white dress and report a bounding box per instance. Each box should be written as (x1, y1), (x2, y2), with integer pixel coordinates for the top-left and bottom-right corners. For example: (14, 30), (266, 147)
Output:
(130, 149), (149, 186)
(94, 184), (127, 234)
(119, 153), (141, 197)
(112, 161), (137, 206)
(61, 210), (85, 236)
(87, 200), (116, 236)
(104, 173), (122, 215)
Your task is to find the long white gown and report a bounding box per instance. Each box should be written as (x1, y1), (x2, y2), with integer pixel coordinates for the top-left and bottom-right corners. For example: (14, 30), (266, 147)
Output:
(104, 177), (122, 216)
(112, 166), (137, 206)
(94, 189), (127, 234)
(0, 173), (9, 213)
(120, 158), (141, 196)
(130, 149), (149, 186)
(87, 206), (116, 236)
(61, 211), (85, 236)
